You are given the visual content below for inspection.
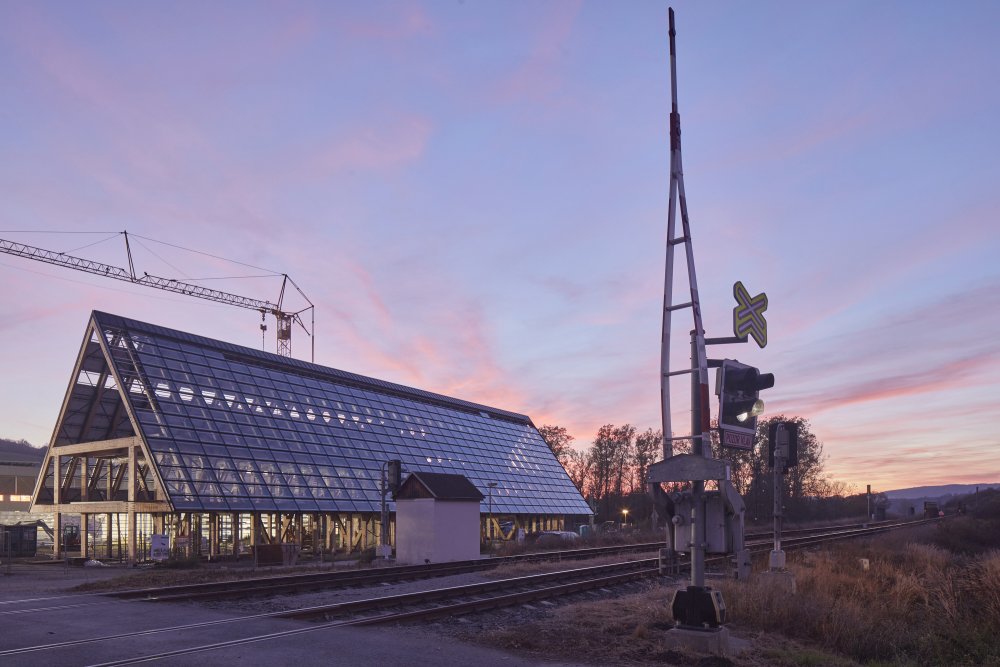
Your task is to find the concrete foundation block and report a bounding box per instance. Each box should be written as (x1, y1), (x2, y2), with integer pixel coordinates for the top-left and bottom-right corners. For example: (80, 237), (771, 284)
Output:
(664, 626), (732, 657)
(759, 569), (797, 594)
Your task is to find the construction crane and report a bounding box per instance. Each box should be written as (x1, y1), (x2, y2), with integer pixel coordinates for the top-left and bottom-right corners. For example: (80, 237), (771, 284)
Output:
(0, 231), (314, 361)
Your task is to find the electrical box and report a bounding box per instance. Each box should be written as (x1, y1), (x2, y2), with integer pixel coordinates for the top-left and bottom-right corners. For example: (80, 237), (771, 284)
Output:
(669, 491), (732, 555)
(671, 585), (727, 627)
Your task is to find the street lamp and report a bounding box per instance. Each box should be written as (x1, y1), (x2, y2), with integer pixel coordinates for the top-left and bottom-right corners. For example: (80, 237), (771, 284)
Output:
(486, 482), (498, 543)
(621, 508), (629, 528)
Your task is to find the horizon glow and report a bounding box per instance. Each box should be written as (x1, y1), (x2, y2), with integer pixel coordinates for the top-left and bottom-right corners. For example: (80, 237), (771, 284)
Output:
(1, 1), (998, 492)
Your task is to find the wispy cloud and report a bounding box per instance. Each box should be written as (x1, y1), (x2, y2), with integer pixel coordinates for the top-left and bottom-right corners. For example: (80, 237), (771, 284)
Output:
(309, 116), (432, 174)
(489, 1), (581, 109)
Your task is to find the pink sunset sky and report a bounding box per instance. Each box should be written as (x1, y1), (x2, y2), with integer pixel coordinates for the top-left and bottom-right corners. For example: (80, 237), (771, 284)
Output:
(1, 2), (998, 492)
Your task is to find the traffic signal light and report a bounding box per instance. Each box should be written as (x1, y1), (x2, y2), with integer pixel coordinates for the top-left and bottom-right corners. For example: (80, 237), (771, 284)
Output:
(716, 360), (775, 449)
(768, 420), (798, 471)
(387, 459), (403, 492)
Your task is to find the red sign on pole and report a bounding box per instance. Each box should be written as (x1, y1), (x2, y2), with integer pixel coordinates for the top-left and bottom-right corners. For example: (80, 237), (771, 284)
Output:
(721, 429), (753, 450)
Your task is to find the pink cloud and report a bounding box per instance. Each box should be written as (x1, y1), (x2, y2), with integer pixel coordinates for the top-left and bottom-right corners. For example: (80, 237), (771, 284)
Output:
(311, 116), (432, 174)
(780, 353), (997, 419)
(777, 201), (1000, 340)
(338, 4), (433, 41)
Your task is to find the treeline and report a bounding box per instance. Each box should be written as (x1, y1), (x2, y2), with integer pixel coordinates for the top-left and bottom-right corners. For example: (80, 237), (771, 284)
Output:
(541, 416), (872, 525)
(539, 424), (661, 522)
(0, 437), (44, 458)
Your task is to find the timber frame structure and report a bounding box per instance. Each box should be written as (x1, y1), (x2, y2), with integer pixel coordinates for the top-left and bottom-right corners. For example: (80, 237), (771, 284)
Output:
(31, 312), (588, 562)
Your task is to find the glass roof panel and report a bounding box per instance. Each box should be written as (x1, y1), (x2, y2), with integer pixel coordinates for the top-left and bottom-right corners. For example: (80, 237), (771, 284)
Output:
(93, 311), (591, 516)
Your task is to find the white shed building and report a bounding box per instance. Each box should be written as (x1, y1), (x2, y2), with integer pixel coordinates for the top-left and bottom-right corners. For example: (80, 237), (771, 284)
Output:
(394, 472), (484, 565)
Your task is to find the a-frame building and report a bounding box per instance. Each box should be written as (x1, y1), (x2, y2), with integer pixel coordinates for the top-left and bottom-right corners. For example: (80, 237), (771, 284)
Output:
(31, 311), (590, 561)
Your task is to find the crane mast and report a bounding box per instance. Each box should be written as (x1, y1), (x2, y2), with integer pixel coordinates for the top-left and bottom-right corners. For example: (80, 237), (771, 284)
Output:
(0, 234), (314, 361)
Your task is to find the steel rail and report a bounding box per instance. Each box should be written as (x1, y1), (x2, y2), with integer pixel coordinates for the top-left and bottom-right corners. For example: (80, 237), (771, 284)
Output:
(85, 564), (661, 667)
(109, 542), (661, 602)
(3, 560), (655, 660)
(275, 558), (653, 622)
(111, 517), (913, 603)
(88, 519), (940, 665)
(2, 518), (939, 663)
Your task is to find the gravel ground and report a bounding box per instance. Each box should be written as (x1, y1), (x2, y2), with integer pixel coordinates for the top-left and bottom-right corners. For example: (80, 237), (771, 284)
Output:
(0, 560), (128, 600)
(196, 565), (571, 615)
(1, 556), (802, 666)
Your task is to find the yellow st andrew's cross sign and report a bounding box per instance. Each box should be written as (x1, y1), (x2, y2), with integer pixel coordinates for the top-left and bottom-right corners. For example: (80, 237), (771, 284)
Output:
(733, 281), (768, 348)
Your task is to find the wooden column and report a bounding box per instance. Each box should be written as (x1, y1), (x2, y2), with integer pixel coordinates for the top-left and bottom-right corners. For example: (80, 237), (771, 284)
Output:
(81, 513), (90, 559)
(127, 509), (137, 563)
(80, 457), (89, 501)
(52, 456), (62, 559)
(232, 513), (240, 557)
(208, 514), (218, 558)
(127, 445), (136, 564)
(53, 511), (62, 560)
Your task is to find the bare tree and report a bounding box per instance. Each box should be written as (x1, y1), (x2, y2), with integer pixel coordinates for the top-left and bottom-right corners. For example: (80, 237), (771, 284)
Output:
(537, 424), (574, 466)
(563, 448), (590, 494)
(632, 428), (661, 494)
(610, 424), (636, 502)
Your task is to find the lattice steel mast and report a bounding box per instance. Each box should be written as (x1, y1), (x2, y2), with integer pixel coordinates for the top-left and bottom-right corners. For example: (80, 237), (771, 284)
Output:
(661, 8), (710, 463)
(0, 233), (314, 361)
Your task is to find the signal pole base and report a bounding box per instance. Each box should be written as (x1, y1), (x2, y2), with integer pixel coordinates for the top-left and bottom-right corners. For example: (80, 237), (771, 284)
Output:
(768, 549), (786, 570)
(759, 569), (796, 594)
(733, 548), (752, 580)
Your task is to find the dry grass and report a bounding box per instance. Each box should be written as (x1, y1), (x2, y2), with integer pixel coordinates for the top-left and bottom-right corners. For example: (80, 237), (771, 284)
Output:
(720, 532), (1000, 666)
(474, 583), (694, 666)
(473, 521), (1000, 666)
(473, 582), (853, 667)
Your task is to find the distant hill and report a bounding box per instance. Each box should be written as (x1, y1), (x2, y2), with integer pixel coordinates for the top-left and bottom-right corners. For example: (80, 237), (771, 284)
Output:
(883, 483), (1000, 500)
(0, 438), (45, 463)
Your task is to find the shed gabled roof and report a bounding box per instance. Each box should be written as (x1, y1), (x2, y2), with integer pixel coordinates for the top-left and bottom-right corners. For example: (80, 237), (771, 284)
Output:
(396, 472), (485, 502)
(34, 311), (591, 517)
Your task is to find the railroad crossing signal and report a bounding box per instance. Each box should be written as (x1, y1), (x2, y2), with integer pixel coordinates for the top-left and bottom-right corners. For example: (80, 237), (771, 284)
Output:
(716, 359), (775, 450)
(733, 281), (768, 348)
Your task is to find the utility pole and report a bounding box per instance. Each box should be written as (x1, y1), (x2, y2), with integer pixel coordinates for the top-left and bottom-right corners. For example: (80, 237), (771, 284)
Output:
(647, 9), (771, 647)
(770, 426), (787, 571)
(764, 421), (797, 591)
(379, 459), (402, 559)
(689, 331), (708, 588)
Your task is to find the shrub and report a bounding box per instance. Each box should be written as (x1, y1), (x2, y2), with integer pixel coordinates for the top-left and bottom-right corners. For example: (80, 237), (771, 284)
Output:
(720, 534), (1000, 665)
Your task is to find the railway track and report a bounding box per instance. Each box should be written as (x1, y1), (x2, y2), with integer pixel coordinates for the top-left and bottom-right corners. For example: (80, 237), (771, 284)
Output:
(0, 517), (939, 666)
(109, 517), (908, 603)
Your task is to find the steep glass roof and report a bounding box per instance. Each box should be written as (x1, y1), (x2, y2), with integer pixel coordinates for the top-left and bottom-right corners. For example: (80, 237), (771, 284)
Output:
(87, 312), (590, 516)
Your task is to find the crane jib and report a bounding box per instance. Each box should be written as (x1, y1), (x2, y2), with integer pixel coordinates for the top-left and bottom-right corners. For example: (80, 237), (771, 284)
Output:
(0, 236), (313, 360)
